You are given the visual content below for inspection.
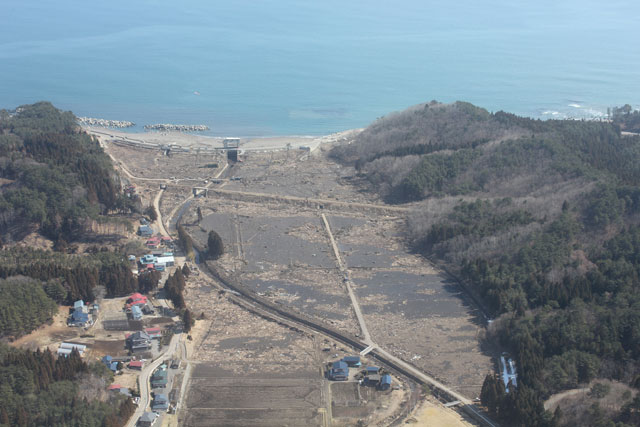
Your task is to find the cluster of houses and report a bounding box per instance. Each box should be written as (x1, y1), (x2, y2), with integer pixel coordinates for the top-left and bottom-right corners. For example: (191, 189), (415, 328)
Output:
(125, 293), (154, 320)
(138, 252), (175, 272)
(68, 300), (98, 328)
(328, 355), (392, 390)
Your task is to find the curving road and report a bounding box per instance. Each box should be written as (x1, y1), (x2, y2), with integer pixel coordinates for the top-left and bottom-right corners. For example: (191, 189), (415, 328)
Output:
(126, 334), (180, 427)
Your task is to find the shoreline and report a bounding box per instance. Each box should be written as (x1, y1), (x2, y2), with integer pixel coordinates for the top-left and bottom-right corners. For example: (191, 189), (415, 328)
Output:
(84, 125), (362, 152)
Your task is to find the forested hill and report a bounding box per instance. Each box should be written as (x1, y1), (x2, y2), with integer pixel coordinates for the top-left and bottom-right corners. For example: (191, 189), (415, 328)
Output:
(333, 102), (640, 426)
(0, 102), (120, 241)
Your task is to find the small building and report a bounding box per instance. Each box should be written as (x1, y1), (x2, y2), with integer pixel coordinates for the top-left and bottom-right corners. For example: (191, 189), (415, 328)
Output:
(151, 369), (168, 388)
(154, 263), (165, 272)
(103, 312), (130, 331)
(102, 355), (113, 366)
(151, 393), (169, 411)
(127, 255), (137, 262)
(109, 361), (119, 372)
(60, 342), (87, 352)
(108, 384), (130, 396)
(342, 356), (361, 368)
(57, 348), (74, 357)
(138, 225), (154, 237)
(141, 254), (157, 264)
(155, 255), (175, 267)
(379, 374), (392, 390)
(129, 360), (144, 370)
(365, 366), (380, 375)
(364, 374), (381, 386)
(145, 327), (163, 339)
(137, 411), (157, 427)
(329, 361), (349, 381)
(131, 305), (143, 321)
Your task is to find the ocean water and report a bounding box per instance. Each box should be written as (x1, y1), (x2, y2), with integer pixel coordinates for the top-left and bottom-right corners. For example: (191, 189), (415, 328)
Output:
(1, 0), (639, 136)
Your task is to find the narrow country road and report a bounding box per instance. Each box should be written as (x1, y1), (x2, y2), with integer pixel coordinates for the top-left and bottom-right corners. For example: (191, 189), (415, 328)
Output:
(126, 334), (180, 427)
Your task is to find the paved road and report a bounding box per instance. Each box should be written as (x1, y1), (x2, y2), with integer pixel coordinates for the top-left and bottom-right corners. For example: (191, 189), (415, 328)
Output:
(126, 334), (180, 427)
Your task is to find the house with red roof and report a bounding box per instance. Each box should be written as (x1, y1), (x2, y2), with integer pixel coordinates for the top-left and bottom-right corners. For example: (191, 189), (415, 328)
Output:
(128, 360), (144, 370)
(144, 327), (163, 339)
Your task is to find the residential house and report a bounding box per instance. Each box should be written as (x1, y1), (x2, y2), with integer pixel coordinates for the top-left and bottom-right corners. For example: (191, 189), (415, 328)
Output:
(151, 368), (168, 389)
(137, 412), (157, 427)
(126, 331), (152, 352)
(342, 356), (361, 367)
(329, 361), (349, 381)
(151, 393), (169, 411)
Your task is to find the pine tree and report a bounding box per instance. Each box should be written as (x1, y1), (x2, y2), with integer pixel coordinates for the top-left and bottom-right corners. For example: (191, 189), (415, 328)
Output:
(207, 230), (224, 260)
(183, 309), (194, 333)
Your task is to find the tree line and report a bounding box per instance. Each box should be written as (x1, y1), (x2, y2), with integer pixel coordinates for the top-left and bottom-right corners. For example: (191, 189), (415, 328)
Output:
(0, 343), (134, 427)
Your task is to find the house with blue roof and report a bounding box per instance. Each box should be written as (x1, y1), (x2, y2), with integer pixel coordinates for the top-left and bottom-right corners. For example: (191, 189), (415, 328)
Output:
(151, 393), (169, 411)
(379, 374), (392, 390)
(342, 356), (361, 367)
(69, 310), (91, 327)
(329, 361), (349, 381)
(131, 305), (143, 321)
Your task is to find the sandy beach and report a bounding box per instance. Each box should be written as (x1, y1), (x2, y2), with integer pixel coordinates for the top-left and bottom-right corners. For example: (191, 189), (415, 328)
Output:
(84, 126), (362, 152)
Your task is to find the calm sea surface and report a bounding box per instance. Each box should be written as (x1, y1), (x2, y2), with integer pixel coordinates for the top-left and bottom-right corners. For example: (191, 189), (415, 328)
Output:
(1, 0), (639, 136)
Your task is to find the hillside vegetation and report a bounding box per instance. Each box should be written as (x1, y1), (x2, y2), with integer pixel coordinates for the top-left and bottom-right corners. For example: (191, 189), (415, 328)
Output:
(332, 102), (640, 426)
(0, 104), (146, 426)
(0, 102), (134, 241)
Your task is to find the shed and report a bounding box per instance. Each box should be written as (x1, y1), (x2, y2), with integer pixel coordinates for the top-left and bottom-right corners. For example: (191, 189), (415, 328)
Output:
(342, 356), (361, 367)
(57, 348), (73, 357)
(380, 374), (392, 390)
(366, 366), (380, 375)
(102, 355), (113, 366)
(156, 255), (175, 267)
(73, 300), (85, 310)
(138, 225), (153, 237)
(60, 342), (87, 352)
(129, 360), (144, 370)
(103, 312), (130, 331)
(365, 374), (381, 386)
(109, 361), (119, 372)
